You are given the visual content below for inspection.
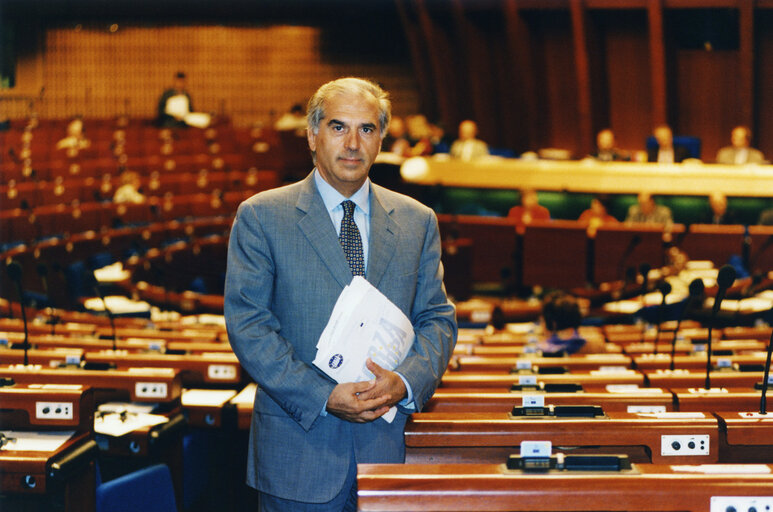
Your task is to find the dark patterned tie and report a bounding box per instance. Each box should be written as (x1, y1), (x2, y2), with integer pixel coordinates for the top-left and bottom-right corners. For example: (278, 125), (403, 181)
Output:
(339, 200), (365, 276)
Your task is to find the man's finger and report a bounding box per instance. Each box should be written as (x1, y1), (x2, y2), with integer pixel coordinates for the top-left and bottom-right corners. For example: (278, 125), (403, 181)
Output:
(366, 358), (386, 377)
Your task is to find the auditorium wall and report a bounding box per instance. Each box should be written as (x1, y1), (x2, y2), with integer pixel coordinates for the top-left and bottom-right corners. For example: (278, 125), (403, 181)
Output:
(2, 22), (420, 127)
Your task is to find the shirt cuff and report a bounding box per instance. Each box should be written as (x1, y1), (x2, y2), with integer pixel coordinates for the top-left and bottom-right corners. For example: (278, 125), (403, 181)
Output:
(395, 372), (415, 409)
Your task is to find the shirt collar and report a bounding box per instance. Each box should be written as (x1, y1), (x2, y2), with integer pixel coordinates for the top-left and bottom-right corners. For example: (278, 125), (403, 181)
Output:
(314, 169), (370, 215)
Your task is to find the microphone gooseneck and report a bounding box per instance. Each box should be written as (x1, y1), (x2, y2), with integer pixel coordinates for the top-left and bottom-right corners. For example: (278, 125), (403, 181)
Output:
(760, 327), (773, 415)
(705, 265), (737, 390)
(6, 261), (29, 366)
(671, 278), (704, 370)
(653, 281), (672, 355)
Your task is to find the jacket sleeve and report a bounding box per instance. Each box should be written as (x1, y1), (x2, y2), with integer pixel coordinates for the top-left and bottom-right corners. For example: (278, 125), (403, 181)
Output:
(394, 209), (457, 412)
(224, 201), (336, 431)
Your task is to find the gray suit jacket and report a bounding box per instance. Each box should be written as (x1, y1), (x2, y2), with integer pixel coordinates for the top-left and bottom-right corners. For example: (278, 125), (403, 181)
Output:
(224, 172), (457, 503)
(716, 146), (765, 165)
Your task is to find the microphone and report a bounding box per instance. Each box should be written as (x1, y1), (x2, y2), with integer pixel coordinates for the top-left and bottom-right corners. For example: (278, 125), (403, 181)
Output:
(5, 261), (29, 366)
(671, 278), (704, 370)
(616, 235), (641, 281)
(705, 265), (737, 390)
(36, 262), (57, 335)
(653, 281), (672, 355)
(638, 263), (651, 344)
(761, 327), (773, 415)
(86, 271), (117, 352)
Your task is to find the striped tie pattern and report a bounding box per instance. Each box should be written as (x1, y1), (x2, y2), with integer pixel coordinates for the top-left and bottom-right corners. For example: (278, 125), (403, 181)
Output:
(339, 200), (365, 277)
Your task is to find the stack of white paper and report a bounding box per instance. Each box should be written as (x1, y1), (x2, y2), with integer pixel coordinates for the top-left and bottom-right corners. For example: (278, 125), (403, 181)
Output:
(314, 277), (414, 422)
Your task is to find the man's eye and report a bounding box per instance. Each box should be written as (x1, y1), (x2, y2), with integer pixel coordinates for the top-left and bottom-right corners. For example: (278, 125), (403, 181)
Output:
(362, 127), (373, 134)
(332, 125), (344, 131)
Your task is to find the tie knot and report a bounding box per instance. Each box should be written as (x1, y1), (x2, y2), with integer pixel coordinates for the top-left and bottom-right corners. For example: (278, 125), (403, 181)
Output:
(341, 200), (356, 217)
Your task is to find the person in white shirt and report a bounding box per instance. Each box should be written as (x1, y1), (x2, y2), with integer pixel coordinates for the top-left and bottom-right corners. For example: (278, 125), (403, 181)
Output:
(716, 125), (765, 165)
(449, 120), (488, 161)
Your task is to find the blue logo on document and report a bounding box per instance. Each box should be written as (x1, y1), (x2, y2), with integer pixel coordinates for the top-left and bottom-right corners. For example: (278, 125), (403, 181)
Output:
(328, 354), (343, 369)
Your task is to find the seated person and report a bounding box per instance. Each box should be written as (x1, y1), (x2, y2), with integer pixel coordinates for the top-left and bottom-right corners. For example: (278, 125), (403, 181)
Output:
(55, 117), (91, 151)
(647, 124), (691, 163)
(157, 71), (210, 128)
(625, 192), (673, 226)
(508, 188), (550, 225)
(274, 103), (308, 134)
(113, 170), (145, 204)
(538, 292), (587, 355)
(450, 119), (489, 160)
(406, 114), (436, 156)
(758, 208), (773, 226)
(590, 129), (629, 162)
(716, 125), (765, 165)
(382, 116), (412, 156)
(704, 191), (738, 225)
(578, 195), (618, 236)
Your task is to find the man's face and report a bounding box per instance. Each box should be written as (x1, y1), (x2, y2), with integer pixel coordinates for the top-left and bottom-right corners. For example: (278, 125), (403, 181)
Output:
(731, 127), (749, 149)
(654, 127), (673, 149)
(597, 130), (614, 151)
(308, 91), (382, 197)
(459, 121), (477, 141)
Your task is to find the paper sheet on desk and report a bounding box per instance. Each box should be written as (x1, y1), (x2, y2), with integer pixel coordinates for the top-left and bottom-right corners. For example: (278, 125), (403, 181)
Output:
(0, 430), (75, 452)
(314, 277), (414, 423)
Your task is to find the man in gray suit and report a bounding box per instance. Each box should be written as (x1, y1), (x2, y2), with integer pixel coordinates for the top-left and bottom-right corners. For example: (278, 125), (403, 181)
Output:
(716, 126), (765, 165)
(225, 77), (457, 511)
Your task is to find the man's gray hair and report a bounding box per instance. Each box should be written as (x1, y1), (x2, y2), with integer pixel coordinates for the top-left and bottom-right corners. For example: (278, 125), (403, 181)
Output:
(306, 77), (391, 139)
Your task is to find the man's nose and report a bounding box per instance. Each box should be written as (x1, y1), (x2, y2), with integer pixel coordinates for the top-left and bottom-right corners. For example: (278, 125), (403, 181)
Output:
(345, 131), (360, 151)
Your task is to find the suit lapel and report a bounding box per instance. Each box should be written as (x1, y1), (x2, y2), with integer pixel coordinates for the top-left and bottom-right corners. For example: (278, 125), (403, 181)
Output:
(296, 174), (353, 289)
(367, 184), (398, 288)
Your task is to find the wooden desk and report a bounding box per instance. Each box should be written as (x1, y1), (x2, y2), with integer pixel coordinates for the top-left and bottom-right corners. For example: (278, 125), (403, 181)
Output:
(400, 156), (773, 197)
(622, 340), (764, 356)
(634, 353), (768, 371)
(0, 384), (98, 512)
(0, 432), (98, 512)
(405, 411), (719, 465)
(0, 366), (183, 404)
(441, 370), (645, 389)
(645, 369), (766, 389)
(522, 220), (588, 288)
(83, 351), (243, 387)
(424, 389), (675, 413)
(716, 411), (773, 463)
(673, 388), (764, 412)
(451, 354), (632, 372)
(358, 462), (773, 512)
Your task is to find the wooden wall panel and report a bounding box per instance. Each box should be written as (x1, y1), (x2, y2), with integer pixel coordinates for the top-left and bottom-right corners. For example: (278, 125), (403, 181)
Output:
(525, 10), (580, 154)
(596, 10), (653, 152)
(10, 24), (420, 126)
(673, 48), (740, 160)
(755, 11), (773, 159)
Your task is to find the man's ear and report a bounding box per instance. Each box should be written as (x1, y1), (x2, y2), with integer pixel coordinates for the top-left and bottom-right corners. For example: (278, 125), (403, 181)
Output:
(307, 128), (317, 152)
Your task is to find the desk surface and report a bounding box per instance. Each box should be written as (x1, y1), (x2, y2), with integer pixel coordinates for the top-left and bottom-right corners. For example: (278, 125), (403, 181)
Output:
(400, 156), (773, 197)
(358, 462), (773, 512)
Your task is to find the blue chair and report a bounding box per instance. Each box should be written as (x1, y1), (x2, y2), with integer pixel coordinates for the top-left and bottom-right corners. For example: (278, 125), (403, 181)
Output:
(96, 463), (178, 512)
(646, 135), (702, 160)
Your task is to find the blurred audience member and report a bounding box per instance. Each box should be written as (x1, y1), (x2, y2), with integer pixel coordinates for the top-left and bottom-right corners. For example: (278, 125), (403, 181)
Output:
(758, 208), (773, 226)
(450, 120), (489, 160)
(648, 124), (690, 163)
(158, 72), (193, 127)
(705, 191), (737, 225)
(539, 292), (588, 355)
(716, 126), (765, 165)
(626, 192), (673, 226)
(382, 116), (412, 156)
(274, 103), (308, 134)
(56, 118), (91, 151)
(578, 195), (619, 236)
(405, 114), (434, 156)
(508, 188), (550, 225)
(114, 170), (146, 204)
(590, 129), (629, 162)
